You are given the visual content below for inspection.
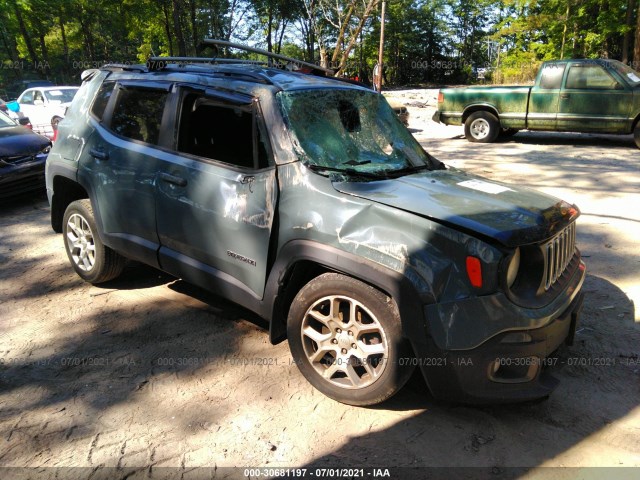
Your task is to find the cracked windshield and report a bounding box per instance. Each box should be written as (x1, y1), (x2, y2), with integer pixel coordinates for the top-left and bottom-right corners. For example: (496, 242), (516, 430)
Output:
(279, 89), (434, 177)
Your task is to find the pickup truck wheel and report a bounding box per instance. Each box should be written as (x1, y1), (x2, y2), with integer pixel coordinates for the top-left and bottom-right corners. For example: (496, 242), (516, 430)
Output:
(62, 199), (126, 284)
(465, 111), (500, 143)
(287, 273), (414, 406)
(634, 122), (640, 149)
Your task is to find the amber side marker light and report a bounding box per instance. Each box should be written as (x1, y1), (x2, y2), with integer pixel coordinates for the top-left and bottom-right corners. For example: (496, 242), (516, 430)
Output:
(438, 92), (444, 103)
(466, 256), (483, 288)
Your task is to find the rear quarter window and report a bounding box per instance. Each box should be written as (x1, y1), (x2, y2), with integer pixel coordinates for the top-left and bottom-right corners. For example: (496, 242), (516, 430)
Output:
(90, 82), (115, 120)
(109, 87), (168, 145)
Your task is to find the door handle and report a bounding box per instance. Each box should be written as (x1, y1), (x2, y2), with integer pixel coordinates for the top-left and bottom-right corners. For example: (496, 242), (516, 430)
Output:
(160, 172), (187, 187)
(89, 148), (109, 161)
(560, 93), (570, 99)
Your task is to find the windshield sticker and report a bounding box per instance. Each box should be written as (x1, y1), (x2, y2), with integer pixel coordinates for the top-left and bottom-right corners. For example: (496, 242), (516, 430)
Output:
(457, 179), (513, 194)
(48, 90), (64, 96)
(627, 73), (640, 82)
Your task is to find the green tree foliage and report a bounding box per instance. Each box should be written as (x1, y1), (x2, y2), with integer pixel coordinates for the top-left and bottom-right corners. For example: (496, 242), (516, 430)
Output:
(0, 0), (638, 91)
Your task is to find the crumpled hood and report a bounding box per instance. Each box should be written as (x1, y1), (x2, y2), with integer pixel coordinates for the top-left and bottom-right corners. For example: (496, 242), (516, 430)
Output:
(0, 126), (51, 158)
(332, 169), (579, 247)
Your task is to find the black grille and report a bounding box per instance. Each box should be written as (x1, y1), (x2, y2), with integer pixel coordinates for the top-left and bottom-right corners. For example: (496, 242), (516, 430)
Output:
(544, 222), (576, 291)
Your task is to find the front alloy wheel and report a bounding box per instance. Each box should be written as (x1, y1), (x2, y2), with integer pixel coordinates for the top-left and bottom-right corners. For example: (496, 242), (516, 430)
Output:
(287, 273), (414, 406)
(301, 294), (388, 389)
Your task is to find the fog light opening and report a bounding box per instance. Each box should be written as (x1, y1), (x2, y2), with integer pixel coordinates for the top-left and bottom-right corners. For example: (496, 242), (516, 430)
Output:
(488, 357), (539, 383)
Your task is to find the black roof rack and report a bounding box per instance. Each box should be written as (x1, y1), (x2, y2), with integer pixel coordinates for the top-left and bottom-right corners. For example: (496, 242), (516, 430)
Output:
(146, 56), (270, 70)
(201, 39), (335, 76)
(102, 63), (147, 73)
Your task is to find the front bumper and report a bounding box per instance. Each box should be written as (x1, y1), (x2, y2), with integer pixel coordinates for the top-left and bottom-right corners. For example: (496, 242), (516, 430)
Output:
(412, 258), (586, 404)
(0, 154), (47, 199)
(417, 291), (583, 403)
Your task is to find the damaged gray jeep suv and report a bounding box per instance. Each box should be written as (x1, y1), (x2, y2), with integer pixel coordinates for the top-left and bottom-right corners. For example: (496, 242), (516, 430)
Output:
(46, 50), (585, 406)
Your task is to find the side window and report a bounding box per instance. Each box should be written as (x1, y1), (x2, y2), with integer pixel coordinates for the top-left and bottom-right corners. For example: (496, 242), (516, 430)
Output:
(20, 91), (34, 105)
(110, 87), (168, 145)
(539, 64), (566, 89)
(176, 93), (269, 169)
(91, 82), (116, 120)
(566, 65), (619, 89)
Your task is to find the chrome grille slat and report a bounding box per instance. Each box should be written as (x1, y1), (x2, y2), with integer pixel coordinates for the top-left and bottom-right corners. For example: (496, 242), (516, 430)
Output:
(544, 222), (576, 290)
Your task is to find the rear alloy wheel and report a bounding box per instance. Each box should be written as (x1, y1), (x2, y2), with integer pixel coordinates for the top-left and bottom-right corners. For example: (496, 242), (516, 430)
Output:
(62, 199), (126, 283)
(287, 273), (414, 406)
(465, 111), (500, 143)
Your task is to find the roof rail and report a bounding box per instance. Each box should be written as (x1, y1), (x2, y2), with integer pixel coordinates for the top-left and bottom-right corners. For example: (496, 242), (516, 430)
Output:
(146, 56), (270, 71)
(201, 39), (335, 76)
(102, 63), (147, 73)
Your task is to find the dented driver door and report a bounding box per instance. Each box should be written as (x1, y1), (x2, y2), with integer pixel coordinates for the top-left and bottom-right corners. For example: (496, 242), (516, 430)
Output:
(155, 86), (277, 298)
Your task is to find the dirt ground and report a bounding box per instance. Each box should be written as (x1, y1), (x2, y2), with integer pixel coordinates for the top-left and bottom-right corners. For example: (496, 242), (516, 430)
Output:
(1, 90), (639, 479)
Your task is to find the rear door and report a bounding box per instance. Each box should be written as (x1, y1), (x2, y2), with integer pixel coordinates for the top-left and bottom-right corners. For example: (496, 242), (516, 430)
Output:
(79, 80), (172, 267)
(155, 85), (277, 299)
(557, 62), (631, 132)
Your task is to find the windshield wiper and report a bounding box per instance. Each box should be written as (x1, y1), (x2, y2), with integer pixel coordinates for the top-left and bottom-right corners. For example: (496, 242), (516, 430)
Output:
(383, 163), (435, 178)
(304, 163), (387, 180)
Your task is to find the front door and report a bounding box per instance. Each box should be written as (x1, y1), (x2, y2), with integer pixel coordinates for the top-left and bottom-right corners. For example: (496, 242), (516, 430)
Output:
(155, 86), (277, 299)
(557, 62), (631, 133)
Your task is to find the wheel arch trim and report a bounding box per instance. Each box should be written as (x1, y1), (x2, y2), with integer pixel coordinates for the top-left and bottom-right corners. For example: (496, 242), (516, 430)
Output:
(265, 240), (427, 345)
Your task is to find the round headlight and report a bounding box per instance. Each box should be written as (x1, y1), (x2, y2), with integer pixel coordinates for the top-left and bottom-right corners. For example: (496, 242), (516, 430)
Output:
(506, 247), (521, 288)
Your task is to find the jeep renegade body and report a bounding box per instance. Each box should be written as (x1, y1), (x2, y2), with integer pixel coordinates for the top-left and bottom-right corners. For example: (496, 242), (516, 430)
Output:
(46, 58), (585, 406)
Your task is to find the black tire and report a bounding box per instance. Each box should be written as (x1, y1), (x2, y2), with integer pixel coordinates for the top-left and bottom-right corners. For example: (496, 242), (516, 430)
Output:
(634, 122), (640, 149)
(62, 199), (126, 284)
(287, 273), (415, 406)
(464, 111), (500, 143)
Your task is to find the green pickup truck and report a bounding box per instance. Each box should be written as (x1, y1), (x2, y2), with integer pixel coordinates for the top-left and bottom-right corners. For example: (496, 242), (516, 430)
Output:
(433, 59), (640, 148)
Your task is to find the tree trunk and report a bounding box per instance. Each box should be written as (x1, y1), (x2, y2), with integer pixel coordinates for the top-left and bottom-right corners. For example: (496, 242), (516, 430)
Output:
(38, 33), (51, 74)
(162, 1), (174, 56)
(12, 1), (39, 65)
(172, 0), (187, 56)
(78, 10), (96, 61)
(276, 20), (287, 54)
(0, 14), (19, 62)
(635, 0), (640, 66)
(622, 0), (634, 63)
(561, 2), (570, 59)
(335, 0), (379, 76)
(331, 0), (357, 64)
(59, 16), (69, 65)
(267, 8), (273, 53)
(190, 0), (198, 55)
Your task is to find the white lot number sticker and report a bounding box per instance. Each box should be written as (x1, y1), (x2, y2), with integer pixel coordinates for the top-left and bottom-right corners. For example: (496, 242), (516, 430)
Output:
(457, 179), (514, 194)
(627, 73), (640, 82)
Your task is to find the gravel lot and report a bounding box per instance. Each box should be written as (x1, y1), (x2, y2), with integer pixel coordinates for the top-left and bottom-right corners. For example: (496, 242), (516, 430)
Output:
(1, 90), (639, 479)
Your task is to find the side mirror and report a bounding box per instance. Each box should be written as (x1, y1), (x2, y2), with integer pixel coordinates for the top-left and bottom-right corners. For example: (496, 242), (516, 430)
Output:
(18, 117), (31, 126)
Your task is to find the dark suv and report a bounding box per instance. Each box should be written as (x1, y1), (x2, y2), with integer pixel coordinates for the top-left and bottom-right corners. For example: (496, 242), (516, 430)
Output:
(46, 52), (585, 406)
